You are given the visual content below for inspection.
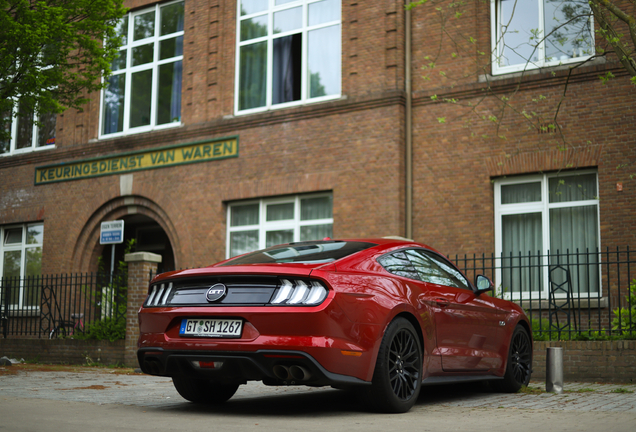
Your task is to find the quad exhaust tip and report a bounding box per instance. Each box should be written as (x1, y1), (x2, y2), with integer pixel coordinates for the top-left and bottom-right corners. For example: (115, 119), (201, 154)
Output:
(272, 364), (312, 382)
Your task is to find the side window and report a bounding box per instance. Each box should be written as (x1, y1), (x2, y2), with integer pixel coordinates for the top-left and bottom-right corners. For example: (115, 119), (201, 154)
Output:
(405, 249), (470, 290)
(377, 251), (420, 281)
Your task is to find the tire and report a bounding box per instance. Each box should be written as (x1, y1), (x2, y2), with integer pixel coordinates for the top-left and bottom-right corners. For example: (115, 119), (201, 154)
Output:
(172, 376), (239, 404)
(493, 325), (532, 393)
(364, 317), (422, 413)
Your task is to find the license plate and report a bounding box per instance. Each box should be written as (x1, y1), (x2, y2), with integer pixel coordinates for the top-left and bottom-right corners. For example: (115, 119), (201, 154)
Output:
(179, 318), (243, 338)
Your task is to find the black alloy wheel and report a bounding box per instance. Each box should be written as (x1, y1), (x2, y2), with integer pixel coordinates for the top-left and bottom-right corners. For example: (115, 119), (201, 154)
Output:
(365, 317), (422, 413)
(493, 325), (532, 392)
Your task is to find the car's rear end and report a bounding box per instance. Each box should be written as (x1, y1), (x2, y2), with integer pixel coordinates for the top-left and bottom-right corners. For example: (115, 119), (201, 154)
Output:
(137, 241), (383, 393)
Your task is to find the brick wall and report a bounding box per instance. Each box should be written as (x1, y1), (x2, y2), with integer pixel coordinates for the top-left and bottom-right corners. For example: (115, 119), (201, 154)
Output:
(532, 341), (636, 383)
(0, 339), (124, 365)
(124, 253), (161, 368)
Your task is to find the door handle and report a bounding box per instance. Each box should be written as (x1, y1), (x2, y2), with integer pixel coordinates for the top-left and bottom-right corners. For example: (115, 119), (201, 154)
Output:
(435, 298), (449, 307)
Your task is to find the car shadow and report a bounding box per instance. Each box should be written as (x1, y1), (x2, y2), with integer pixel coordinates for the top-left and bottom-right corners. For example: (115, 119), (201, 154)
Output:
(156, 381), (499, 416)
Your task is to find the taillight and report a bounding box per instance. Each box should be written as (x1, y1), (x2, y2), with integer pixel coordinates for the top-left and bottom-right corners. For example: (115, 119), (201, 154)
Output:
(271, 279), (327, 306)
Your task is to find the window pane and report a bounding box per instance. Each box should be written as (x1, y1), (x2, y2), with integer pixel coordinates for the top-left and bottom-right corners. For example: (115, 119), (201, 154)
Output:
(4, 228), (22, 245)
(160, 2), (184, 36)
(22, 272), (41, 307)
(239, 42), (267, 110)
(427, 253), (469, 289)
(157, 61), (182, 125)
(501, 182), (541, 204)
(267, 203), (294, 221)
(231, 204), (259, 226)
(134, 11), (155, 40)
(549, 205), (599, 293)
(115, 15), (129, 45)
(497, 0), (539, 67)
(16, 101), (34, 149)
(266, 229), (294, 247)
(301, 196), (332, 220)
(544, 0), (593, 62)
(300, 224), (332, 241)
(160, 36), (183, 60)
(241, 0), (268, 15)
(130, 69), (153, 128)
(308, 0), (340, 26)
(549, 174), (597, 203)
(111, 49), (127, 71)
(274, 7), (302, 34)
(276, 0), (296, 5)
(502, 212), (543, 293)
(406, 250), (467, 288)
(273, 34), (302, 104)
(1, 110), (12, 154)
(241, 15), (268, 41)
(26, 225), (43, 245)
(25, 247), (42, 277)
(102, 74), (126, 134)
(2, 250), (21, 278)
(37, 111), (56, 147)
(230, 230), (259, 257)
(132, 43), (154, 66)
(308, 25), (341, 97)
(378, 251), (420, 280)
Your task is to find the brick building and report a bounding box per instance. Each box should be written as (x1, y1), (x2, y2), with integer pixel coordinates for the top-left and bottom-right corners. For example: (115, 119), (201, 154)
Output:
(1, 1), (635, 328)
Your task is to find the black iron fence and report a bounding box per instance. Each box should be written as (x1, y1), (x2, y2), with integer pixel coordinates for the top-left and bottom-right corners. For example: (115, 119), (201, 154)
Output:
(451, 247), (635, 340)
(2, 249), (635, 340)
(0, 272), (126, 338)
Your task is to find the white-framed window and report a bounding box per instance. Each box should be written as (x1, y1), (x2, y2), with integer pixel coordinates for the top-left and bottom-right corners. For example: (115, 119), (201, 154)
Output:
(491, 0), (595, 74)
(1, 102), (56, 156)
(100, 0), (184, 137)
(227, 193), (333, 258)
(494, 171), (600, 298)
(0, 223), (43, 309)
(235, 0), (341, 114)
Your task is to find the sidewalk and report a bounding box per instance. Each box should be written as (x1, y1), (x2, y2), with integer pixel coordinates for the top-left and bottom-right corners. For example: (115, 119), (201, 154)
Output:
(1, 365), (634, 413)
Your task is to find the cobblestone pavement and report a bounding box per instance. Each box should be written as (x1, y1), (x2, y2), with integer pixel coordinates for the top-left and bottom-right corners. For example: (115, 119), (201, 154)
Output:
(1, 367), (635, 413)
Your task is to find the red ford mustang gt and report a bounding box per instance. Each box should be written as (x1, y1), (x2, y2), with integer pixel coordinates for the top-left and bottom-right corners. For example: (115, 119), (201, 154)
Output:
(137, 238), (532, 413)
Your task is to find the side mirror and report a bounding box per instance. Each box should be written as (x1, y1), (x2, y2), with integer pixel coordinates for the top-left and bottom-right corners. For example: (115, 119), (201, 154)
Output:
(475, 275), (494, 294)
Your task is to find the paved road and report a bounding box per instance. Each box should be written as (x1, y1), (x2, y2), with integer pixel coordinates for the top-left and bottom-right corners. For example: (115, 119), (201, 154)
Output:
(1, 368), (635, 431)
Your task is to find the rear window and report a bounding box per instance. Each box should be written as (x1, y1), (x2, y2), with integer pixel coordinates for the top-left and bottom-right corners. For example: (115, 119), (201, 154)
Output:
(220, 241), (377, 266)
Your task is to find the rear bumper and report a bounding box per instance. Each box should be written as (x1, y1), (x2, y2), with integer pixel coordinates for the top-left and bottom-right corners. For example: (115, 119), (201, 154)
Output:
(137, 347), (370, 387)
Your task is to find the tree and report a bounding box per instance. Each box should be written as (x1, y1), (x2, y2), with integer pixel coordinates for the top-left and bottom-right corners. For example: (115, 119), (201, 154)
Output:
(406, 0), (636, 174)
(0, 0), (127, 142)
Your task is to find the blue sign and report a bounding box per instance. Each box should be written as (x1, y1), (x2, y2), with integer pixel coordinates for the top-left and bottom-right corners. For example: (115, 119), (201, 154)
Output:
(100, 220), (124, 245)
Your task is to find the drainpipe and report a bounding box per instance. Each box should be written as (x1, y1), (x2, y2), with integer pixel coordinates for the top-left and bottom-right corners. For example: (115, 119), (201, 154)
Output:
(405, 3), (413, 240)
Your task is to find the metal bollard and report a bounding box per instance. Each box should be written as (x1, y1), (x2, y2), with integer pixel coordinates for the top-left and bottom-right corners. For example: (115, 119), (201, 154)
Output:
(546, 347), (564, 394)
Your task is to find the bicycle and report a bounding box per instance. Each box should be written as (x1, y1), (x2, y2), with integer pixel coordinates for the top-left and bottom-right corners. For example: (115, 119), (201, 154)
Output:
(49, 313), (85, 339)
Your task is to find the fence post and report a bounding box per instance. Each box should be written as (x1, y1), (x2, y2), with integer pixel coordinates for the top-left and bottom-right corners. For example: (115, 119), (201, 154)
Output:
(124, 252), (162, 368)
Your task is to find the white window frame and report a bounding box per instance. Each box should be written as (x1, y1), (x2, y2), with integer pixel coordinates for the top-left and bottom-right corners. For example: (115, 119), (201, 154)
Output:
(226, 193), (334, 258)
(98, 0), (184, 139)
(490, 0), (595, 75)
(234, 0), (342, 115)
(1, 102), (57, 157)
(494, 170), (601, 298)
(0, 223), (44, 310)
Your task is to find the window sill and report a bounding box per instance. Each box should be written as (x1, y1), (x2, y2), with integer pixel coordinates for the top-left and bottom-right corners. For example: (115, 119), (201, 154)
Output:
(1, 308), (40, 317)
(98, 121), (182, 141)
(1, 145), (56, 158)
(480, 56), (606, 83)
(512, 297), (608, 310)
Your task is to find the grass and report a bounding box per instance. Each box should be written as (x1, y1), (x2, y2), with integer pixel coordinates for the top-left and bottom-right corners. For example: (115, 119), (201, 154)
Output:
(610, 388), (635, 394)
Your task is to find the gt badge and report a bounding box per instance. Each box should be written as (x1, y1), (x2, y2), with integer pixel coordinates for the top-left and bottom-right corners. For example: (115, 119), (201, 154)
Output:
(206, 284), (227, 302)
